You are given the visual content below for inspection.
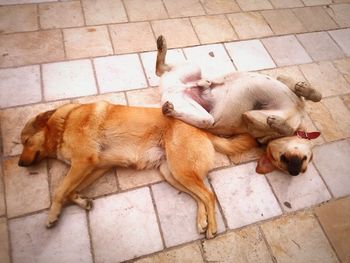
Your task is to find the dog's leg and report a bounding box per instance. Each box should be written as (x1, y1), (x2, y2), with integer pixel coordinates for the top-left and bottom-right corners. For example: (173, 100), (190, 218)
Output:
(156, 35), (171, 76)
(69, 193), (93, 210)
(267, 115), (294, 135)
(47, 161), (94, 228)
(159, 161), (208, 234)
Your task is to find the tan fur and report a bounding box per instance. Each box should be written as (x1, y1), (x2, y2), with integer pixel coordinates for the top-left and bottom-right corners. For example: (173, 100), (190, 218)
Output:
(19, 102), (256, 239)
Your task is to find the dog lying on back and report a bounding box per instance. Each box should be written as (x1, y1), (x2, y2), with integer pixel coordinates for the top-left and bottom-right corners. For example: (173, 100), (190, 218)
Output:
(19, 102), (256, 238)
(156, 35), (322, 176)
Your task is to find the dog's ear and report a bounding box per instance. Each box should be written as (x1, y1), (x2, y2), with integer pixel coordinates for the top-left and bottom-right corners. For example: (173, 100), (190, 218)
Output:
(34, 110), (56, 129)
(256, 153), (275, 174)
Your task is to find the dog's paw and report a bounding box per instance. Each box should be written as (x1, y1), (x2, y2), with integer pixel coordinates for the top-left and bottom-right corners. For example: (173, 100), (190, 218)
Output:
(295, 82), (322, 102)
(197, 79), (212, 89)
(157, 35), (165, 51)
(267, 115), (294, 135)
(162, 101), (174, 116)
(46, 216), (59, 228)
(197, 218), (208, 234)
(205, 226), (217, 239)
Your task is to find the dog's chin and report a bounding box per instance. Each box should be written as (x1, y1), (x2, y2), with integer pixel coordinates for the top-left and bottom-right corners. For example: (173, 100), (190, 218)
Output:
(18, 151), (41, 167)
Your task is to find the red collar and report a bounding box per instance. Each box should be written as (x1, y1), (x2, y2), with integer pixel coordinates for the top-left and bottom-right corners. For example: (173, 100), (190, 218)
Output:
(294, 130), (321, 140)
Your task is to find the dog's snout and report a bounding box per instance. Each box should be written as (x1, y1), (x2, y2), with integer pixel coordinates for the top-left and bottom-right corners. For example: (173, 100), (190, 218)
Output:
(287, 155), (302, 176)
(18, 159), (31, 167)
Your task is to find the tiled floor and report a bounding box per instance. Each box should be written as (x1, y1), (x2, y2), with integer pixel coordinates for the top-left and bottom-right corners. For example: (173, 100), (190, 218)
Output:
(0, 0), (349, 262)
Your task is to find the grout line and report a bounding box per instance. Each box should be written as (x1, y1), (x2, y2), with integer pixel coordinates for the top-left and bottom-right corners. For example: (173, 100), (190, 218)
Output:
(223, 13), (239, 40)
(106, 25), (116, 55)
(188, 17), (202, 45)
(39, 64), (45, 103)
(90, 58), (101, 95)
(79, 0), (87, 27)
(258, 225), (278, 263)
(327, 30), (348, 57)
(120, 0), (130, 22)
(222, 41), (238, 71)
(60, 28), (68, 60)
(160, 0), (170, 18)
(86, 210), (97, 263)
(264, 174), (285, 213)
(36, 4), (42, 30)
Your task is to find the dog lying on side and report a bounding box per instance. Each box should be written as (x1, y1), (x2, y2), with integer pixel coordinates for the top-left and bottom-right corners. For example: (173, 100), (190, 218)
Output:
(18, 102), (256, 238)
(156, 36), (322, 176)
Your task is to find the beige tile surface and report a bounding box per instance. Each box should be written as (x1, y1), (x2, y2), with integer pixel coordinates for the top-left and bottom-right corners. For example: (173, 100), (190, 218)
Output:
(333, 58), (350, 83)
(43, 59), (97, 100)
(236, 0), (273, 11)
(227, 12), (273, 39)
(322, 96), (350, 136)
(293, 7), (338, 31)
(152, 181), (225, 247)
(9, 206), (93, 263)
(299, 61), (350, 97)
(123, 0), (168, 21)
(163, 0), (205, 17)
(0, 30), (64, 68)
(266, 164), (331, 212)
(261, 9), (306, 35)
(262, 212), (338, 263)
(260, 65), (306, 82)
(262, 35), (312, 66)
(303, 0), (331, 5)
(3, 157), (50, 218)
(203, 226), (273, 263)
(109, 22), (156, 54)
(89, 188), (163, 262)
(117, 168), (163, 190)
(200, 0), (240, 14)
(297, 32), (344, 61)
(329, 28), (350, 56)
(0, 0), (56, 3)
(0, 165), (5, 216)
(82, 0), (127, 25)
(126, 88), (161, 108)
(0, 5), (38, 34)
(0, 65), (41, 108)
(94, 54), (147, 93)
(314, 139), (350, 198)
(315, 197), (350, 263)
(209, 163), (282, 229)
(151, 18), (199, 48)
(342, 94), (350, 110)
(39, 1), (84, 29)
(135, 242), (204, 263)
(0, 218), (10, 263)
(0, 100), (69, 157)
(225, 39), (275, 71)
(325, 4), (350, 27)
(63, 26), (113, 59)
(191, 15), (237, 44)
(270, 0), (303, 7)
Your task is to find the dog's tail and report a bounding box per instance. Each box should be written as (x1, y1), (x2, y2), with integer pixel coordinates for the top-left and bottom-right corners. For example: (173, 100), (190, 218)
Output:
(208, 133), (257, 156)
(156, 35), (171, 77)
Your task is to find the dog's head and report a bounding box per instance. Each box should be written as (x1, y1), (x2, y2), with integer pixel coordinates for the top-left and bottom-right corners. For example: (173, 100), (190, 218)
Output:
(18, 110), (56, 167)
(256, 136), (315, 176)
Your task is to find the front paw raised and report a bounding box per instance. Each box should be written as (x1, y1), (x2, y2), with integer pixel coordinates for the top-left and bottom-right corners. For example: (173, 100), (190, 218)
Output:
(162, 101), (174, 116)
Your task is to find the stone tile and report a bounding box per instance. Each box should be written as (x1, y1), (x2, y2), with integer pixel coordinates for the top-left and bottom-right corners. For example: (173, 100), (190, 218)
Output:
(297, 32), (344, 61)
(123, 0), (168, 21)
(299, 61), (350, 97)
(152, 182), (225, 247)
(191, 15), (237, 44)
(3, 157), (50, 218)
(82, 0), (127, 25)
(0, 165), (5, 216)
(94, 54), (147, 93)
(89, 188), (163, 262)
(0, 65), (41, 108)
(269, 0), (303, 7)
(303, 0), (332, 5)
(227, 12), (273, 40)
(210, 162), (282, 229)
(117, 168), (163, 190)
(266, 164), (331, 212)
(236, 0), (273, 11)
(48, 160), (118, 199)
(333, 58), (350, 83)
(260, 65), (306, 82)
(151, 18), (199, 48)
(109, 22), (156, 54)
(63, 26), (113, 59)
(300, 113), (326, 146)
(325, 4), (350, 27)
(126, 88), (161, 108)
(225, 40), (275, 71)
(72, 92), (127, 105)
(293, 7), (338, 31)
(262, 212), (338, 263)
(163, 0), (205, 17)
(334, 0), (350, 3)
(39, 1), (84, 29)
(203, 226), (273, 263)
(9, 206), (92, 263)
(262, 35), (312, 66)
(43, 59), (97, 100)
(329, 29), (350, 56)
(0, 218), (10, 263)
(342, 94), (350, 110)
(0, 0), (56, 3)
(0, 5), (38, 34)
(134, 242), (204, 263)
(0, 100), (69, 156)
(322, 96), (350, 135)
(315, 197), (350, 263)
(140, 49), (186, 87)
(200, 0), (240, 14)
(261, 9), (306, 35)
(313, 140), (350, 197)
(0, 30), (64, 68)
(183, 44), (236, 79)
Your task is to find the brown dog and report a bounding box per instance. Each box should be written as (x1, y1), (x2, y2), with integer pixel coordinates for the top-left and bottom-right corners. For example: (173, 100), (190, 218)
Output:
(18, 102), (256, 238)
